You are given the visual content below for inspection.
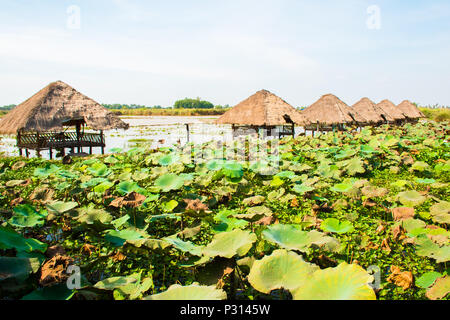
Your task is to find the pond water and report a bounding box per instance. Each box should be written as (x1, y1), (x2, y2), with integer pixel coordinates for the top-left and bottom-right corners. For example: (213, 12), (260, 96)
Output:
(0, 116), (308, 159)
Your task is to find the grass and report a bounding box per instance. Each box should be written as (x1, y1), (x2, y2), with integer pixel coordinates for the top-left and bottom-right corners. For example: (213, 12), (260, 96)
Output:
(419, 108), (450, 122)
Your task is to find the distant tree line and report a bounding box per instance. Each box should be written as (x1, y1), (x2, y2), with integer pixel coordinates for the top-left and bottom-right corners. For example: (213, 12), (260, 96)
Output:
(0, 104), (16, 110)
(102, 98), (229, 110)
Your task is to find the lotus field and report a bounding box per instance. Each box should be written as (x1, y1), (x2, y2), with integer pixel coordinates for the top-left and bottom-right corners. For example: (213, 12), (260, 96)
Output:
(0, 121), (449, 300)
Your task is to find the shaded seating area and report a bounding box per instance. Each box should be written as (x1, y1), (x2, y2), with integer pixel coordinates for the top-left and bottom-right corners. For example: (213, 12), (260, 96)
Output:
(0, 81), (129, 159)
(215, 89), (308, 139)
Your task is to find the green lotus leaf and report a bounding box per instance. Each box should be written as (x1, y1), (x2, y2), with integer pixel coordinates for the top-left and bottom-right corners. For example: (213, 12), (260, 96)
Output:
(361, 186), (388, 198)
(105, 229), (146, 247)
(33, 163), (60, 178)
(416, 271), (443, 289)
(94, 276), (138, 290)
(93, 181), (115, 193)
(292, 183), (314, 194)
(212, 210), (248, 232)
(202, 229), (257, 258)
(206, 159), (225, 171)
(222, 162), (243, 181)
(426, 276), (450, 300)
(0, 257), (41, 283)
(292, 263), (376, 300)
(289, 163), (312, 173)
(158, 153), (179, 166)
(415, 178), (436, 185)
(56, 170), (79, 179)
(154, 173), (185, 192)
(270, 176), (285, 187)
(335, 148), (357, 160)
(430, 201), (450, 224)
(397, 190), (426, 207)
(411, 161), (429, 172)
(76, 206), (113, 226)
(341, 157), (365, 176)
(143, 284), (226, 300)
(317, 163), (341, 179)
(161, 200), (179, 213)
(0, 226), (47, 253)
(276, 171), (296, 179)
(46, 201), (78, 214)
(21, 283), (75, 300)
(262, 224), (311, 253)
(330, 182), (353, 193)
(111, 215), (130, 229)
(104, 155), (120, 164)
(126, 238), (171, 250)
(80, 177), (107, 189)
(415, 235), (450, 263)
(248, 249), (319, 294)
(163, 237), (204, 256)
(235, 206), (272, 221)
(242, 196), (265, 206)
(116, 181), (143, 195)
(9, 204), (48, 228)
(132, 170), (150, 181)
(307, 230), (341, 252)
(321, 218), (354, 234)
(87, 162), (111, 177)
(400, 218), (427, 234)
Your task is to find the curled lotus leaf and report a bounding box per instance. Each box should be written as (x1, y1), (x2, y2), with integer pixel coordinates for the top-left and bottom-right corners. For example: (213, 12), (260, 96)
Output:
(105, 229), (146, 247)
(262, 224), (311, 253)
(6, 180), (28, 187)
(154, 173), (185, 192)
(33, 164), (60, 178)
(416, 272), (443, 289)
(126, 238), (171, 250)
(143, 284), (226, 300)
(307, 230), (341, 252)
(76, 206), (113, 225)
(116, 181), (143, 195)
(247, 249), (319, 294)
(330, 183), (353, 193)
(87, 162), (111, 177)
(410, 161), (429, 172)
(11, 161), (26, 170)
(429, 201), (450, 225)
(233, 206), (272, 222)
(93, 181), (115, 194)
(397, 190), (426, 207)
(222, 162), (243, 181)
(202, 229), (257, 259)
(292, 183), (314, 194)
(414, 234), (450, 263)
(242, 196), (265, 206)
(361, 186), (388, 198)
(94, 276), (138, 290)
(292, 263), (376, 300)
(162, 237), (203, 256)
(321, 218), (354, 234)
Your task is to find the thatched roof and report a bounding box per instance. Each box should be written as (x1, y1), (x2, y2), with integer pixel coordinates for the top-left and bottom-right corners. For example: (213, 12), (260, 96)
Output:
(352, 97), (394, 123)
(397, 100), (425, 119)
(215, 89), (307, 126)
(301, 94), (367, 125)
(376, 99), (406, 121)
(0, 81), (129, 134)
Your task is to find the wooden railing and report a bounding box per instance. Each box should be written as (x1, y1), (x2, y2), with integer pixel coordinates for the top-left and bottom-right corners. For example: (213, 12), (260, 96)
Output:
(17, 131), (104, 149)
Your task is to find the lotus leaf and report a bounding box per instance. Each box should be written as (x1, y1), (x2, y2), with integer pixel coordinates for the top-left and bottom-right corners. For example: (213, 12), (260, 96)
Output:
(292, 183), (314, 194)
(163, 237), (203, 256)
(0, 226), (47, 253)
(292, 263), (376, 300)
(262, 224), (311, 253)
(321, 218), (354, 234)
(46, 201), (78, 214)
(397, 190), (426, 207)
(105, 229), (146, 247)
(87, 162), (111, 177)
(0, 257), (41, 283)
(330, 183), (353, 193)
(154, 173), (185, 192)
(248, 249), (319, 294)
(202, 229), (257, 258)
(33, 164), (60, 178)
(426, 276), (450, 300)
(143, 284), (226, 300)
(415, 235), (450, 263)
(429, 201), (450, 224)
(21, 283), (75, 300)
(416, 271), (443, 289)
(9, 204), (48, 228)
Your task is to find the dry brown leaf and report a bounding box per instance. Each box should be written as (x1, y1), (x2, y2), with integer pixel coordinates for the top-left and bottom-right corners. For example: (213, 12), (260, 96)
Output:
(184, 199), (208, 213)
(290, 198), (299, 208)
(110, 192), (146, 208)
(81, 243), (96, 256)
(10, 197), (24, 206)
(39, 255), (73, 286)
(254, 216), (274, 226)
(392, 207), (415, 221)
(376, 223), (385, 234)
(111, 251), (127, 262)
(387, 266), (414, 290)
(426, 276), (450, 300)
(363, 199), (377, 207)
(381, 238), (391, 253)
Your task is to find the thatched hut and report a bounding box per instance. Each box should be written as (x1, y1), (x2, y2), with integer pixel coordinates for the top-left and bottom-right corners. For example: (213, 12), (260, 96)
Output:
(352, 97), (394, 125)
(397, 100), (425, 122)
(0, 80), (129, 158)
(215, 89), (308, 138)
(301, 94), (367, 135)
(376, 99), (406, 124)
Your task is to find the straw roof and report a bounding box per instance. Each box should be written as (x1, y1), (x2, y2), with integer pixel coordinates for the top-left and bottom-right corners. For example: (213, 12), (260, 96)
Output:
(0, 81), (129, 134)
(301, 94), (367, 125)
(352, 97), (394, 123)
(215, 89), (307, 126)
(376, 99), (406, 121)
(397, 100), (425, 119)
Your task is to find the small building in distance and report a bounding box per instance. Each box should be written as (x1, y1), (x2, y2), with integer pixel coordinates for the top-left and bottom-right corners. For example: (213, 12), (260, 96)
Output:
(376, 99), (407, 124)
(215, 89), (308, 138)
(397, 100), (425, 122)
(0, 80), (129, 158)
(352, 97), (394, 125)
(301, 94), (367, 135)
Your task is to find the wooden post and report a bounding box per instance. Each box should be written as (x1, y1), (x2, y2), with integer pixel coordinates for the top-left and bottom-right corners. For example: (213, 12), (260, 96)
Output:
(185, 124), (190, 143)
(36, 149), (41, 158)
(89, 146), (93, 154)
(49, 148), (53, 160)
(25, 149), (29, 158)
(100, 130), (105, 155)
(19, 149), (23, 156)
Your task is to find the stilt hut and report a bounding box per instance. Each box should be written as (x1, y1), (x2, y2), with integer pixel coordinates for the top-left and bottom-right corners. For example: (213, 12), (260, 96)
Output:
(300, 94), (367, 136)
(397, 100), (425, 123)
(352, 97), (394, 125)
(0, 81), (129, 158)
(376, 100), (407, 124)
(215, 89), (308, 139)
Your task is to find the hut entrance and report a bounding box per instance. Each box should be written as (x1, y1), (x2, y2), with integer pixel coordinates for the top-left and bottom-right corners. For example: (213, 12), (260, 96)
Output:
(17, 117), (105, 159)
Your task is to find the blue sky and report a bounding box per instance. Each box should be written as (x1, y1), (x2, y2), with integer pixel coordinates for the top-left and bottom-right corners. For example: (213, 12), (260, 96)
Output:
(1, 0), (449, 107)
